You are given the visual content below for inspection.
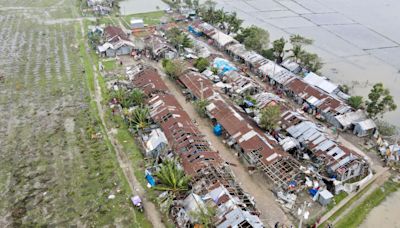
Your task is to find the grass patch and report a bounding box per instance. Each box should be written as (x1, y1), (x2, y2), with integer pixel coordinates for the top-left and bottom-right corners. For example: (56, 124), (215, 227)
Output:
(122, 11), (166, 26)
(334, 180), (400, 228)
(319, 180), (376, 227)
(102, 59), (117, 71)
(326, 191), (348, 211)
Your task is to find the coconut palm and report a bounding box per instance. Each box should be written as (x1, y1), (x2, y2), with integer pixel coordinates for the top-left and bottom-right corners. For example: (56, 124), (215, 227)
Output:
(155, 158), (190, 194)
(130, 88), (145, 106)
(124, 106), (150, 131)
(287, 45), (305, 63)
(226, 12), (242, 34)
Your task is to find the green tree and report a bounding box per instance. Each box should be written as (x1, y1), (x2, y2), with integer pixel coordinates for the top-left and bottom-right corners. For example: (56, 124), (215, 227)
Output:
(289, 34), (313, 46)
(339, 84), (350, 94)
(226, 12), (243, 34)
(124, 106), (150, 131)
(194, 99), (209, 117)
(155, 158), (190, 194)
(110, 89), (126, 106)
(287, 44), (305, 63)
(189, 205), (217, 228)
(271, 37), (287, 64)
(194, 57), (209, 72)
(348, 96), (364, 109)
(166, 27), (193, 50)
(235, 26), (269, 51)
(300, 52), (323, 73)
(259, 105), (281, 131)
(288, 34), (313, 63)
(130, 88), (145, 106)
(366, 83), (397, 119)
(163, 59), (188, 80)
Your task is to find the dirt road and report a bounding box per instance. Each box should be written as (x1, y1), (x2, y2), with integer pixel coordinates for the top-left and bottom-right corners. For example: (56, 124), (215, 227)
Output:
(148, 62), (293, 227)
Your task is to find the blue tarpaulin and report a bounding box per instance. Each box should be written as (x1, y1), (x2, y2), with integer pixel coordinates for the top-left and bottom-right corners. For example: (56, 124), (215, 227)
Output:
(213, 124), (222, 136)
(244, 100), (254, 107)
(145, 170), (156, 187)
(213, 58), (237, 74)
(309, 188), (318, 197)
(188, 26), (203, 37)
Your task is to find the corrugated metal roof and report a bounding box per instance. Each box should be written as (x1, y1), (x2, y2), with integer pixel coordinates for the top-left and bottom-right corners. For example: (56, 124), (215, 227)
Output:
(304, 72), (338, 94)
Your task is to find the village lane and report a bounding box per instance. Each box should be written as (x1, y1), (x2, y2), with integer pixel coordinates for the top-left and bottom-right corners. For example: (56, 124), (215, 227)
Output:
(147, 61), (294, 227)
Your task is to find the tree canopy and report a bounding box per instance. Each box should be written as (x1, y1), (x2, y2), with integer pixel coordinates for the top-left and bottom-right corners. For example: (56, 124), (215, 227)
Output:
(348, 96), (363, 109)
(366, 83), (397, 119)
(155, 158), (190, 194)
(194, 99), (209, 117)
(199, 7), (242, 34)
(271, 37), (287, 64)
(259, 105), (281, 132)
(162, 59), (188, 79)
(235, 26), (269, 51)
(124, 106), (150, 131)
(166, 27), (193, 50)
(194, 57), (209, 72)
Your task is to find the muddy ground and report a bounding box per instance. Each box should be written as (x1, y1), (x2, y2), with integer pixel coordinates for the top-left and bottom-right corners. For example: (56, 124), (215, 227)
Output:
(0, 0), (143, 226)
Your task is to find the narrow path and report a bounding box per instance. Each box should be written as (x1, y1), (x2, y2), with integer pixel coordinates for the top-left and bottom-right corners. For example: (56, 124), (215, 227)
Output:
(148, 62), (292, 228)
(79, 21), (165, 228)
(331, 170), (390, 225)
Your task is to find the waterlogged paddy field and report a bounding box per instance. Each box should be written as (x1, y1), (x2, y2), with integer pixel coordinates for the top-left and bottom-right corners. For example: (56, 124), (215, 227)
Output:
(0, 1), (144, 226)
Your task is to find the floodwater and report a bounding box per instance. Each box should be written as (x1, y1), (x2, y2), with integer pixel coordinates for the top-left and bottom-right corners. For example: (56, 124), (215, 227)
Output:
(119, 0), (168, 15)
(359, 190), (400, 228)
(210, 0), (400, 126)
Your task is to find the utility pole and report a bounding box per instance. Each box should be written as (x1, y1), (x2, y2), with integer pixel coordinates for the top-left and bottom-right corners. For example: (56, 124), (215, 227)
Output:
(298, 201), (308, 228)
(200, 78), (204, 100)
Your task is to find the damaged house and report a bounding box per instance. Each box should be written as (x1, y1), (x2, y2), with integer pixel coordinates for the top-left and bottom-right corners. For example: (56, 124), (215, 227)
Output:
(97, 26), (135, 57)
(131, 68), (263, 227)
(281, 111), (369, 183)
(144, 34), (176, 60)
(177, 71), (301, 190)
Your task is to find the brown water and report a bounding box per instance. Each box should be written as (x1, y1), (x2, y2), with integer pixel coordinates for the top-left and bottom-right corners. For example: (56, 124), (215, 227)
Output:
(211, 0), (400, 126)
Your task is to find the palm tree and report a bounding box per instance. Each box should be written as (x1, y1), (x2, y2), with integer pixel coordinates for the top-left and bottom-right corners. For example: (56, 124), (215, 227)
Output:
(124, 106), (150, 131)
(226, 12), (242, 34)
(272, 38), (287, 64)
(155, 158), (190, 194)
(130, 88), (145, 106)
(287, 45), (305, 63)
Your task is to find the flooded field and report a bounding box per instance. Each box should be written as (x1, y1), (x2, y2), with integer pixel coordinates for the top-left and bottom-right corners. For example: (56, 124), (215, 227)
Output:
(211, 0), (400, 126)
(360, 190), (400, 228)
(119, 0), (168, 15)
(0, 0), (140, 226)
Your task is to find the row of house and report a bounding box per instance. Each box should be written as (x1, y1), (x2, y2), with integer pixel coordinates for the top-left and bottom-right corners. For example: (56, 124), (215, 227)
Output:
(188, 20), (377, 138)
(130, 68), (263, 228)
(168, 34), (370, 195)
(178, 71), (302, 191)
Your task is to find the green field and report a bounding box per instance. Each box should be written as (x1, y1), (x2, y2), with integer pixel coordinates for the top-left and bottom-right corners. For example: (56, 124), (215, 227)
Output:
(0, 0), (150, 226)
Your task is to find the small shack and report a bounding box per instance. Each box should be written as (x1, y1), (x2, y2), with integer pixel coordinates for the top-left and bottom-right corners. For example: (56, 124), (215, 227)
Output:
(131, 18), (144, 29)
(318, 189), (334, 206)
(353, 119), (376, 137)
